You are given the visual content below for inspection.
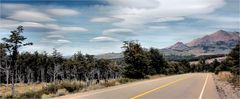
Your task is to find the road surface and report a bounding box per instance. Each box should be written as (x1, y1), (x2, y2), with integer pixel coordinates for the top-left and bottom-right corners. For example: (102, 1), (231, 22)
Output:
(53, 73), (220, 99)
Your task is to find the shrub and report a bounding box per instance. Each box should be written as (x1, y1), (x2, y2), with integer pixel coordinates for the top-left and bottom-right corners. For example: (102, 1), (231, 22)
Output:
(43, 83), (59, 94)
(60, 80), (84, 92)
(56, 89), (68, 96)
(101, 81), (116, 87)
(118, 78), (135, 84)
(218, 71), (233, 81)
(228, 75), (240, 87)
(41, 94), (51, 99)
(18, 90), (43, 99)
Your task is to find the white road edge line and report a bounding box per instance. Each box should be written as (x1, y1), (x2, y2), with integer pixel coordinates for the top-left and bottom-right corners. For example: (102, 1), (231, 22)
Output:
(199, 74), (209, 99)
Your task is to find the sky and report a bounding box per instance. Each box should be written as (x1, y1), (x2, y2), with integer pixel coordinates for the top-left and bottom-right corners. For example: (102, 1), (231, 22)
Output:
(0, 0), (239, 56)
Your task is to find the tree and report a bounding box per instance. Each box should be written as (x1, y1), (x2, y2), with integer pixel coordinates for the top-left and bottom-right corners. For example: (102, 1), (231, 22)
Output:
(96, 59), (111, 82)
(211, 59), (220, 73)
(148, 48), (167, 74)
(1, 26), (32, 97)
(179, 60), (191, 73)
(198, 58), (206, 72)
(0, 43), (10, 84)
(50, 48), (63, 82)
(226, 44), (240, 75)
(122, 40), (148, 78)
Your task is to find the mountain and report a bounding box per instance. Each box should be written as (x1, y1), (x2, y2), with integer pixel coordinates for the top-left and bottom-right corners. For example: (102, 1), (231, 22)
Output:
(164, 30), (239, 56)
(168, 42), (190, 51)
(186, 30), (239, 47)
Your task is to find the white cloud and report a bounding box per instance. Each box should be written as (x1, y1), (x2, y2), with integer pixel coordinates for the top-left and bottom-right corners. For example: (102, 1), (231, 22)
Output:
(61, 27), (88, 32)
(57, 39), (71, 43)
(193, 15), (240, 23)
(2, 3), (30, 11)
(8, 10), (55, 22)
(107, 0), (225, 28)
(0, 20), (56, 32)
(0, 19), (19, 28)
(107, 0), (160, 9)
(41, 38), (71, 46)
(46, 35), (65, 39)
(103, 28), (135, 36)
(152, 17), (184, 23)
(90, 17), (123, 23)
(90, 36), (119, 42)
(148, 26), (168, 29)
(0, 19), (88, 33)
(47, 8), (80, 16)
(191, 14), (240, 30)
(0, 20), (44, 28)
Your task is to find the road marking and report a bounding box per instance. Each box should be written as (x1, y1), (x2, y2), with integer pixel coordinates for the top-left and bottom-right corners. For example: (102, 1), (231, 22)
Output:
(199, 74), (209, 99)
(130, 77), (189, 99)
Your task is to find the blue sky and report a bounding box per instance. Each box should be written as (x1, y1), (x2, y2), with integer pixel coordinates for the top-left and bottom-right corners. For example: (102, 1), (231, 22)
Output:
(0, 0), (239, 56)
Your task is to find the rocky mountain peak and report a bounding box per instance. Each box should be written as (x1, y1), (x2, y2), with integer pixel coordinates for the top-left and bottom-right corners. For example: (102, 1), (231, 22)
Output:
(168, 42), (190, 51)
(186, 30), (239, 47)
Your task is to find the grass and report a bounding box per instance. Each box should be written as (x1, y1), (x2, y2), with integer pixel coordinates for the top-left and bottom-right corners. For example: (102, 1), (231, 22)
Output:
(217, 71), (233, 81)
(0, 75), (164, 98)
(0, 80), (85, 99)
(0, 83), (45, 98)
(117, 78), (136, 84)
(101, 80), (117, 87)
(217, 71), (240, 88)
(56, 89), (69, 96)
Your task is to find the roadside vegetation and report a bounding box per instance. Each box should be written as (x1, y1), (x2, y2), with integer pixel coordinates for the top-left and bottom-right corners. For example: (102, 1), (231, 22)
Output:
(0, 26), (239, 98)
(213, 71), (240, 99)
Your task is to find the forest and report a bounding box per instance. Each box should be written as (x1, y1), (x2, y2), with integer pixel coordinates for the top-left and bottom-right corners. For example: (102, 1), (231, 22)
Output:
(0, 26), (239, 98)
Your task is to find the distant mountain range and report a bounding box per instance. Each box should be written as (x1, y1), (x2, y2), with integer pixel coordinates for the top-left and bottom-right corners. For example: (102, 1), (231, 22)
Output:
(95, 30), (239, 59)
(162, 30), (239, 56)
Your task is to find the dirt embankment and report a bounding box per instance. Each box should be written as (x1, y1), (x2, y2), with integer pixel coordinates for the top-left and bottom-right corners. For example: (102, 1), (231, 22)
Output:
(213, 72), (240, 99)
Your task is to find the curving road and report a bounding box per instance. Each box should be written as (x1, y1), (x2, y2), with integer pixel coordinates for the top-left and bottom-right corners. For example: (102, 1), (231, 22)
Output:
(53, 73), (220, 99)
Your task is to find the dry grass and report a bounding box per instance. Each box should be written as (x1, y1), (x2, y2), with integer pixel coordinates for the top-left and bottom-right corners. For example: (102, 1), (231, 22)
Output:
(148, 74), (166, 79)
(0, 75), (163, 98)
(217, 71), (240, 88)
(217, 71), (234, 81)
(101, 80), (117, 87)
(0, 83), (46, 98)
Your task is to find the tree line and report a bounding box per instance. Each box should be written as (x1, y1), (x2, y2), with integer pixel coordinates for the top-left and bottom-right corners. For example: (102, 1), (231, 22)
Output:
(0, 49), (123, 84)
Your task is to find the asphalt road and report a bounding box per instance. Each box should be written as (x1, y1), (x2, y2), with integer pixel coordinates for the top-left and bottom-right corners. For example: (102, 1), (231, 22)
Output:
(53, 73), (220, 99)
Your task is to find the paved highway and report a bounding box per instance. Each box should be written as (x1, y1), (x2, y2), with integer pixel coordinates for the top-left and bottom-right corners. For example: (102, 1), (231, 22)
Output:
(53, 73), (219, 99)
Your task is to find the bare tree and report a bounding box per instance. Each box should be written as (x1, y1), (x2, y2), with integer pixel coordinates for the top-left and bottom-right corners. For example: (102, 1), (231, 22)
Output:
(1, 26), (32, 97)
(50, 48), (63, 82)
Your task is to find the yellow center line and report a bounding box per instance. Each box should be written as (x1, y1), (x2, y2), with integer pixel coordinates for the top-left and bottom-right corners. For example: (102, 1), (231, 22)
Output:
(130, 76), (190, 99)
